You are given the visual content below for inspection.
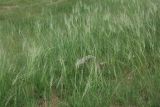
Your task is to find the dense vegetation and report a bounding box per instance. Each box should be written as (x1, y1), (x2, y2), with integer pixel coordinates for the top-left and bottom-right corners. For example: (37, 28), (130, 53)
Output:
(0, 0), (160, 106)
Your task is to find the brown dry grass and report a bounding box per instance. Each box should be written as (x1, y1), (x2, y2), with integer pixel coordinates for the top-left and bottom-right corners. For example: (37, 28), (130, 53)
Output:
(38, 90), (59, 107)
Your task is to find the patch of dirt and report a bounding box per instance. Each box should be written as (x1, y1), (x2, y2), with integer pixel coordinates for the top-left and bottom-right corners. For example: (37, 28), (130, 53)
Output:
(0, 0), (67, 13)
(46, 0), (67, 6)
(0, 5), (18, 8)
(110, 105), (137, 107)
(0, 5), (18, 12)
(38, 89), (59, 107)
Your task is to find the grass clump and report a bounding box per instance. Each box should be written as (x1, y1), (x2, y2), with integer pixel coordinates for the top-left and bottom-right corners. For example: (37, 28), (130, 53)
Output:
(0, 0), (160, 107)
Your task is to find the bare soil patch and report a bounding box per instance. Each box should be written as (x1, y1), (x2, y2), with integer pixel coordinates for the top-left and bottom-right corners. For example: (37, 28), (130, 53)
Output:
(0, 0), (67, 14)
(0, 4), (18, 12)
(38, 89), (59, 107)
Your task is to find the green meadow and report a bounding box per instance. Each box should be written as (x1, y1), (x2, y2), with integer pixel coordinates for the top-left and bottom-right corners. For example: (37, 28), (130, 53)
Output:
(0, 0), (160, 107)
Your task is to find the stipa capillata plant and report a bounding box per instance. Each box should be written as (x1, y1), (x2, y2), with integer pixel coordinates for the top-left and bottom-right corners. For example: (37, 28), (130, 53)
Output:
(75, 55), (107, 71)
(75, 55), (96, 69)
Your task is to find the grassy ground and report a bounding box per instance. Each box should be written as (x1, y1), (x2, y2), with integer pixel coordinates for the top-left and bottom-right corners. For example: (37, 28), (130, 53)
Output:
(0, 0), (160, 107)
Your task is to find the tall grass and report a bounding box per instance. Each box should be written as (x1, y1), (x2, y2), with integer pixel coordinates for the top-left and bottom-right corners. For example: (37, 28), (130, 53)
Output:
(0, 0), (160, 106)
